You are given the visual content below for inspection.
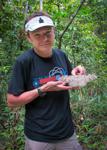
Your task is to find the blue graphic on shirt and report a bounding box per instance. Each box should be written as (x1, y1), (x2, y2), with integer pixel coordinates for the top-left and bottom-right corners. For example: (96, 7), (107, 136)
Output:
(33, 67), (67, 88)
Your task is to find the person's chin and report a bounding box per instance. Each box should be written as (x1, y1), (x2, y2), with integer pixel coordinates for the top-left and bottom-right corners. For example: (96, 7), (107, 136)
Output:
(42, 46), (52, 52)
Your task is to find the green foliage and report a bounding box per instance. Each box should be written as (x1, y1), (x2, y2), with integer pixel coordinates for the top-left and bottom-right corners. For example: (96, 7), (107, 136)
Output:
(70, 85), (107, 149)
(0, 0), (107, 149)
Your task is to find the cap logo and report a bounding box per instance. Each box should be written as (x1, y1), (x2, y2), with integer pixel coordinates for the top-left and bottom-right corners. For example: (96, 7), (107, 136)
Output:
(39, 17), (44, 23)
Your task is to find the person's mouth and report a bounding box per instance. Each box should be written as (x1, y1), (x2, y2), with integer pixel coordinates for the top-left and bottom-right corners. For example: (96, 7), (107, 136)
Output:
(40, 43), (51, 46)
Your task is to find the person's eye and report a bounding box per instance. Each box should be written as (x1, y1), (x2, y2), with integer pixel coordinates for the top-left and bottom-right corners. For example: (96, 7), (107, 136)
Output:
(46, 31), (51, 36)
(34, 34), (40, 38)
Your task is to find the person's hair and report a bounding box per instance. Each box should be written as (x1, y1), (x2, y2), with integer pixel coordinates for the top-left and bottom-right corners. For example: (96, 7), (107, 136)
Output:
(24, 11), (51, 28)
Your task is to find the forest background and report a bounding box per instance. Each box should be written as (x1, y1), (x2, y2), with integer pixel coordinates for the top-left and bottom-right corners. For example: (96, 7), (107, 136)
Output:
(0, 0), (107, 150)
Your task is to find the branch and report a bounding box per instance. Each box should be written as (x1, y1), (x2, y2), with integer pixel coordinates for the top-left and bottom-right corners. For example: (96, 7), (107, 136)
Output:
(58, 0), (86, 49)
(0, 121), (7, 129)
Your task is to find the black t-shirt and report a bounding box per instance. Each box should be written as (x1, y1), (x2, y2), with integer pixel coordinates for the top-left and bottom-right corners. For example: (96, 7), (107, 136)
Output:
(8, 48), (74, 142)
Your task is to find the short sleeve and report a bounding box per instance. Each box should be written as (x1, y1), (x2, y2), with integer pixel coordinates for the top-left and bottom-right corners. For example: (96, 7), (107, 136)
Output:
(8, 59), (26, 96)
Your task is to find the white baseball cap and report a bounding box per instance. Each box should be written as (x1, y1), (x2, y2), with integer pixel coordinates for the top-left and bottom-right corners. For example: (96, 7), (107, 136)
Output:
(25, 16), (54, 32)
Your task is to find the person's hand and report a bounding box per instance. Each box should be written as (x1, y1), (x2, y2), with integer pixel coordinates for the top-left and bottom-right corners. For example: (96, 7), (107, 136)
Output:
(40, 80), (79, 92)
(71, 65), (86, 75)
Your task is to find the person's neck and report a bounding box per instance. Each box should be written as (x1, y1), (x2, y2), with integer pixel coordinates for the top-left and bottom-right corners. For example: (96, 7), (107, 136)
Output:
(33, 48), (53, 58)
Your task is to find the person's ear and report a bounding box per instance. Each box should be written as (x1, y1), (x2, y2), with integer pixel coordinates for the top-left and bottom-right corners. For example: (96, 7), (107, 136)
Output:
(25, 32), (32, 43)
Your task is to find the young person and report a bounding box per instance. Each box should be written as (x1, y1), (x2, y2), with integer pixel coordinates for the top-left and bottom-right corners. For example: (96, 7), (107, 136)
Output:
(7, 11), (85, 150)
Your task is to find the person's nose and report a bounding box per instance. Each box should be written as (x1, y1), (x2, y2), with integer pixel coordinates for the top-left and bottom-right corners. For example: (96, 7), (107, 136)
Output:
(43, 34), (48, 41)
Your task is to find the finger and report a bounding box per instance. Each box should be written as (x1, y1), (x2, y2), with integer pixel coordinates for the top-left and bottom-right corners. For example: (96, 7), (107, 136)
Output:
(55, 80), (64, 85)
(72, 66), (86, 75)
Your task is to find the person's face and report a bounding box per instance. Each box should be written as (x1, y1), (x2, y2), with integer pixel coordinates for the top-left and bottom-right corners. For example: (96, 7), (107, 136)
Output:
(27, 26), (55, 57)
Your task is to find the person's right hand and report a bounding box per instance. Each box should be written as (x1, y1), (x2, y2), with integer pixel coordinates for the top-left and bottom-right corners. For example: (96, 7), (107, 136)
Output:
(71, 65), (86, 75)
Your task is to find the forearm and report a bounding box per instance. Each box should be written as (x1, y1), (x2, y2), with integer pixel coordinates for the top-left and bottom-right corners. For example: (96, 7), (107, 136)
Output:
(7, 80), (78, 108)
(7, 89), (39, 108)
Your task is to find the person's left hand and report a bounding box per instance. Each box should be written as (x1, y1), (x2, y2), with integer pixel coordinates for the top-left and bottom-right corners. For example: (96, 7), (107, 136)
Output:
(40, 80), (79, 92)
(71, 65), (86, 75)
